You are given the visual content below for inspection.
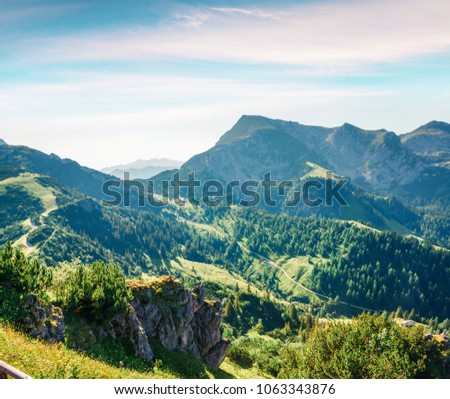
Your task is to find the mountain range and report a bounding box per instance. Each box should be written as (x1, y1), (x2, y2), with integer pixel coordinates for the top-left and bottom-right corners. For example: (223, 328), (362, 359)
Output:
(181, 116), (450, 198)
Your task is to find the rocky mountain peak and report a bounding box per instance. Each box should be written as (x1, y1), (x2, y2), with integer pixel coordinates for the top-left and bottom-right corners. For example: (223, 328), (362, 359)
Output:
(419, 121), (450, 133)
(216, 115), (279, 146)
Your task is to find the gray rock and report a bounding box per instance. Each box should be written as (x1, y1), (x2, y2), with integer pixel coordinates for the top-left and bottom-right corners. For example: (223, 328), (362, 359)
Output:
(127, 277), (229, 369)
(23, 294), (65, 343)
(203, 339), (231, 370)
(107, 305), (154, 363)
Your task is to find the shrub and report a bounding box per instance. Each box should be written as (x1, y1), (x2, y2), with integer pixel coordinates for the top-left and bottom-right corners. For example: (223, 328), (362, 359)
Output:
(279, 313), (449, 379)
(55, 261), (129, 322)
(0, 242), (52, 296)
(0, 243), (52, 322)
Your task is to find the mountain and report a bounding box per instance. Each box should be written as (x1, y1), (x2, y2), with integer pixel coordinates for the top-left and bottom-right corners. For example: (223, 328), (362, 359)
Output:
(102, 158), (183, 179)
(401, 121), (450, 167)
(0, 139), (6, 146)
(182, 115), (432, 193)
(183, 116), (316, 182)
(169, 115), (450, 245)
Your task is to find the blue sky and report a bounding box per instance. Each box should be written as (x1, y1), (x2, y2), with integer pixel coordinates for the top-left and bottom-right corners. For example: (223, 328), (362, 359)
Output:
(1, 0), (450, 169)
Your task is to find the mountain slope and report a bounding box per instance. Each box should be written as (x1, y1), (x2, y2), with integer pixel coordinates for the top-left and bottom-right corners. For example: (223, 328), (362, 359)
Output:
(401, 121), (450, 167)
(174, 116), (447, 236)
(0, 143), (114, 199)
(184, 122), (316, 182)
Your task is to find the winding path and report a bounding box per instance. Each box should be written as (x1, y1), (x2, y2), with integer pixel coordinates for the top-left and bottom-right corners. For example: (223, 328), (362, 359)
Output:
(182, 216), (383, 313)
(13, 199), (57, 255)
(239, 243), (383, 313)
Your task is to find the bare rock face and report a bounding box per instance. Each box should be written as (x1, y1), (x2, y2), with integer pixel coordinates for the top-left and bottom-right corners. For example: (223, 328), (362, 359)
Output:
(128, 277), (230, 370)
(23, 294), (65, 343)
(191, 296), (231, 369)
(107, 305), (154, 363)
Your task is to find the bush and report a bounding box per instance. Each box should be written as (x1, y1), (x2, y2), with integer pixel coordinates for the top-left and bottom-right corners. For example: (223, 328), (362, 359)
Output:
(279, 313), (449, 379)
(227, 337), (255, 366)
(227, 335), (283, 376)
(55, 261), (129, 322)
(0, 242), (52, 296)
(0, 242), (52, 323)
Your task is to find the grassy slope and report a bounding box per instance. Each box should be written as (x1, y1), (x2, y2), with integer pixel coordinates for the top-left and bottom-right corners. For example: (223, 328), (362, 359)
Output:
(0, 324), (168, 379)
(182, 217), (319, 303)
(169, 258), (264, 294)
(0, 324), (263, 379)
(0, 173), (56, 211)
(2, 174), (58, 255)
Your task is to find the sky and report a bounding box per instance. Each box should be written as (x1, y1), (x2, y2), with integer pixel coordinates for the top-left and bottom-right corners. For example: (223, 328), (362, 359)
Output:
(1, 0), (450, 169)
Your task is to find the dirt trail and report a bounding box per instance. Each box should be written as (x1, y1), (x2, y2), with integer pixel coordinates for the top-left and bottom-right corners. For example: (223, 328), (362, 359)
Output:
(239, 243), (382, 313)
(179, 216), (382, 313)
(13, 198), (57, 256)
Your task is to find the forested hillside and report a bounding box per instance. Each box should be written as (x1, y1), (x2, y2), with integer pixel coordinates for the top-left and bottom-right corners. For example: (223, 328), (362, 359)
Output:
(229, 209), (450, 319)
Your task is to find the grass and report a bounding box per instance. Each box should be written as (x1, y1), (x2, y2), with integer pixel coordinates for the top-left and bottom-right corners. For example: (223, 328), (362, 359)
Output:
(217, 358), (268, 379)
(302, 162), (343, 180)
(169, 258), (264, 295)
(2, 173), (57, 255)
(0, 323), (171, 379)
(0, 173), (56, 212)
(0, 323), (265, 379)
(274, 256), (318, 300)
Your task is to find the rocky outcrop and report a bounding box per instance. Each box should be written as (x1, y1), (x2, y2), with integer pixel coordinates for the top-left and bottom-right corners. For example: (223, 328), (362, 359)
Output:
(102, 304), (155, 363)
(192, 296), (230, 369)
(127, 277), (230, 369)
(18, 278), (229, 370)
(22, 294), (65, 343)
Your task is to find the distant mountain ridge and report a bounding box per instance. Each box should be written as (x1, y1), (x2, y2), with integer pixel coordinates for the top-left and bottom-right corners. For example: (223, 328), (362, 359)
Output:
(102, 158), (183, 179)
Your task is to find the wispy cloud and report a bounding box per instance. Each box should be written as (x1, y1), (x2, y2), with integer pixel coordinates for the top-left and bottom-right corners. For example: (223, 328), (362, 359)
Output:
(174, 10), (212, 28)
(173, 5), (283, 28)
(15, 0), (450, 69)
(209, 7), (283, 20)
